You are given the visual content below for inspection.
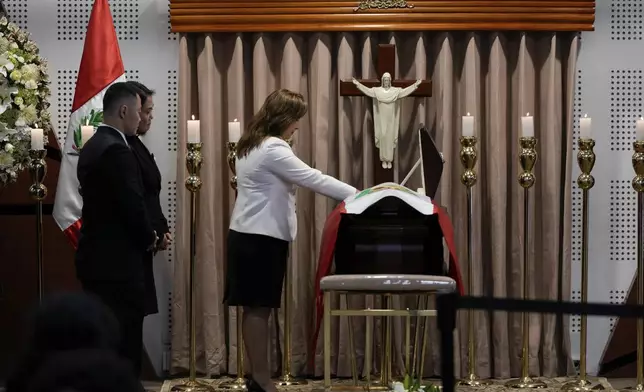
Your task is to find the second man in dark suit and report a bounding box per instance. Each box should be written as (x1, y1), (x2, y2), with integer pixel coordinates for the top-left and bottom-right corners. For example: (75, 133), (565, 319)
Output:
(126, 80), (171, 317)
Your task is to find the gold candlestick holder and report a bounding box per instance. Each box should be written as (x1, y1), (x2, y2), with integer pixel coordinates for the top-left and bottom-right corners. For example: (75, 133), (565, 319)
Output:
(28, 149), (47, 303)
(219, 141), (248, 391)
(562, 138), (597, 392)
(506, 137), (546, 389)
(172, 143), (215, 392)
(276, 136), (307, 387)
(625, 140), (644, 392)
(457, 136), (491, 387)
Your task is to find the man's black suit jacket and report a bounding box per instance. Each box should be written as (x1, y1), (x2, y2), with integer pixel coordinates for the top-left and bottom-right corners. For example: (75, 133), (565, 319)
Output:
(76, 126), (156, 286)
(127, 135), (168, 315)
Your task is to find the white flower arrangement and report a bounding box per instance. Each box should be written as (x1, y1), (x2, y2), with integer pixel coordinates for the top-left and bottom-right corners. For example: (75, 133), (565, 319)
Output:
(0, 16), (51, 186)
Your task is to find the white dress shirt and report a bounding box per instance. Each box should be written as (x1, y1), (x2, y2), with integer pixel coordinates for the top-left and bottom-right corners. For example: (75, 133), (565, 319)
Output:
(230, 137), (357, 241)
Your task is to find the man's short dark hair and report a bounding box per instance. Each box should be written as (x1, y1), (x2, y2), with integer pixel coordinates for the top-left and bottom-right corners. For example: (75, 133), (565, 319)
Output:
(102, 82), (139, 115)
(126, 81), (155, 105)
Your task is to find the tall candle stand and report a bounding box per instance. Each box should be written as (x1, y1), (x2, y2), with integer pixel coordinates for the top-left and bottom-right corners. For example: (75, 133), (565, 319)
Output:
(457, 136), (491, 387)
(28, 149), (47, 303)
(218, 142), (247, 391)
(626, 140), (644, 392)
(562, 138), (597, 391)
(276, 137), (308, 387)
(172, 142), (215, 392)
(506, 137), (547, 389)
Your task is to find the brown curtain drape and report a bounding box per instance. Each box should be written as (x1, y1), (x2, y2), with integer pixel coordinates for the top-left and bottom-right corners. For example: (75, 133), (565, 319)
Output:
(171, 31), (578, 379)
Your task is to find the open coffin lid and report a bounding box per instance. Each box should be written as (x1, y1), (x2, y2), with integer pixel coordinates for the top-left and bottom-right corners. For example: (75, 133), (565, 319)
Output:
(308, 127), (463, 365)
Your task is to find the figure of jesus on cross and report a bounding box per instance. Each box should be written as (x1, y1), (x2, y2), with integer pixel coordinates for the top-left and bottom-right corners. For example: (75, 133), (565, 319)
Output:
(340, 44), (431, 185)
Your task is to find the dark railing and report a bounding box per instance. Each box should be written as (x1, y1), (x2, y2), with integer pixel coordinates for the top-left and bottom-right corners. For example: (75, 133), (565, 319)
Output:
(437, 294), (644, 392)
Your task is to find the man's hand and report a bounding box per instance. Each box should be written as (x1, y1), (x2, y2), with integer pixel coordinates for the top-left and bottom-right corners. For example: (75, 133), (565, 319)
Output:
(147, 231), (158, 252)
(158, 232), (172, 251)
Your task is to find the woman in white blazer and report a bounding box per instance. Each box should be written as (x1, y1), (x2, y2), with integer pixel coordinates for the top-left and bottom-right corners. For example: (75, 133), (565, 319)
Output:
(225, 89), (357, 392)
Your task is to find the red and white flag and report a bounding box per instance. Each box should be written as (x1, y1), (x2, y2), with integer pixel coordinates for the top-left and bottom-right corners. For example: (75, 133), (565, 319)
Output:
(53, 0), (126, 248)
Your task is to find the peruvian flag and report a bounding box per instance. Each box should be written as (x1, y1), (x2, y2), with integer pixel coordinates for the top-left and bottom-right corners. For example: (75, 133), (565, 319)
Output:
(309, 184), (464, 365)
(53, 0), (126, 248)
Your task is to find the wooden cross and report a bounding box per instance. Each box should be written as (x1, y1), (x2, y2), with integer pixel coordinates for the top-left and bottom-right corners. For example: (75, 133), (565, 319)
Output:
(340, 44), (432, 185)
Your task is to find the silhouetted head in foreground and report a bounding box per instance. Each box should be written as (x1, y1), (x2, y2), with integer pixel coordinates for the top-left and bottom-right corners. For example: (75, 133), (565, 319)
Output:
(26, 348), (143, 392)
(5, 292), (120, 392)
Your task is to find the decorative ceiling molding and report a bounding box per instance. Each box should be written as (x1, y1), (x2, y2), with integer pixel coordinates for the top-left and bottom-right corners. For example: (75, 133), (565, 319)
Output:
(170, 0), (595, 33)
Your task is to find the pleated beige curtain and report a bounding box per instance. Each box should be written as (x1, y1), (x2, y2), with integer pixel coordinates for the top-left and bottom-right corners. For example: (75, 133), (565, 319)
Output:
(171, 31), (578, 379)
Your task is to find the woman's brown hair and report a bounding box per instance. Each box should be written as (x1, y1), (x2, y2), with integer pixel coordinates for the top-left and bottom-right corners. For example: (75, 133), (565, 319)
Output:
(236, 89), (307, 158)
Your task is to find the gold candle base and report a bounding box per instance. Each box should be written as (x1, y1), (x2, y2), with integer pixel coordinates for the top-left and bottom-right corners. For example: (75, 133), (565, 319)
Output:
(171, 380), (216, 392)
(276, 243), (308, 387)
(221, 142), (247, 391)
(561, 378), (605, 392)
(562, 138), (597, 392)
(176, 142), (215, 392)
(275, 374), (308, 387)
(624, 140), (644, 392)
(28, 149), (48, 302)
(218, 378), (248, 391)
(506, 377), (548, 389)
(506, 137), (545, 389)
(457, 136), (491, 387)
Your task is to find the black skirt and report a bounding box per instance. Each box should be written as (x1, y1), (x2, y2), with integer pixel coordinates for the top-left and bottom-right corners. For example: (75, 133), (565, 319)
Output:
(224, 230), (289, 308)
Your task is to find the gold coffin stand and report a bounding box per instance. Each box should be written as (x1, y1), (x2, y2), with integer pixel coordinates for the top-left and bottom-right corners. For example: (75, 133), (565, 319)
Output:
(322, 291), (438, 392)
(170, 0), (595, 33)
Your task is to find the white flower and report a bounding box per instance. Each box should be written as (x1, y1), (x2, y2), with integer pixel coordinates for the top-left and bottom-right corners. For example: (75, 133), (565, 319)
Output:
(0, 150), (14, 168)
(9, 42), (18, 50)
(24, 80), (37, 90)
(21, 64), (40, 81)
(0, 54), (14, 77)
(0, 80), (17, 116)
(9, 69), (21, 82)
(20, 104), (38, 124)
(4, 143), (13, 153)
(392, 382), (407, 392)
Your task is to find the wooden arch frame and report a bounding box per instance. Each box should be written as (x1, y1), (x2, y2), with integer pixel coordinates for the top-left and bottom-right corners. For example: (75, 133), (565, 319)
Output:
(170, 0), (595, 33)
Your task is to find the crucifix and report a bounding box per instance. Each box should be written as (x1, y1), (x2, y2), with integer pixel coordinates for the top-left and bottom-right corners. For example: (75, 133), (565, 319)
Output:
(340, 44), (432, 185)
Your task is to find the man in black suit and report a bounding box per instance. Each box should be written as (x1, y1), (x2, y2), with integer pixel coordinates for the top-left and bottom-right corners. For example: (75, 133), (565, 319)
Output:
(76, 82), (158, 377)
(125, 81), (172, 317)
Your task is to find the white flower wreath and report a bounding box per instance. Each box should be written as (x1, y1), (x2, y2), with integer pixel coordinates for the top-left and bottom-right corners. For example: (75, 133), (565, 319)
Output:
(0, 16), (51, 186)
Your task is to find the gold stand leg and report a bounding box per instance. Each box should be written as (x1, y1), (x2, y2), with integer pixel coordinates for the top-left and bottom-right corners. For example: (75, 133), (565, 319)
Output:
(221, 142), (247, 390)
(28, 149), (47, 303)
(419, 295), (431, 386)
(324, 291), (332, 392)
(623, 141), (644, 391)
(506, 137), (546, 389)
(276, 244), (307, 386)
(219, 306), (248, 390)
(457, 137), (491, 387)
(562, 139), (598, 392)
(172, 143), (215, 392)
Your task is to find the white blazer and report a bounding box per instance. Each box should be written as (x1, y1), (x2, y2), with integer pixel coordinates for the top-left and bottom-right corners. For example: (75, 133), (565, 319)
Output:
(229, 137), (357, 241)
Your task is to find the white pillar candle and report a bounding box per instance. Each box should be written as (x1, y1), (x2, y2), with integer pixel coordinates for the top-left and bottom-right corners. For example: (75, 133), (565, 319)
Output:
(462, 113), (474, 137)
(81, 125), (94, 147)
(637, 117), (644, 141)
(228, 118), (241, 142)
(521, 113), (534, 138)
(30, 125), (44, 150)
(580, 114), (591, 139)
(187, 115), (200, 143)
